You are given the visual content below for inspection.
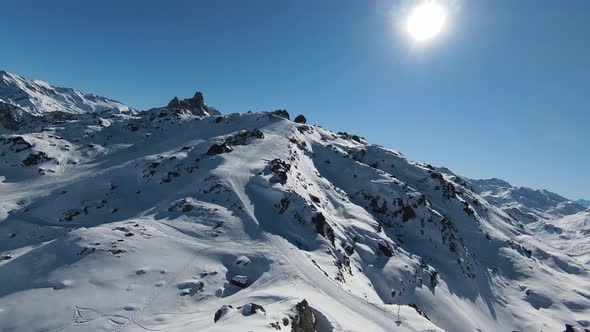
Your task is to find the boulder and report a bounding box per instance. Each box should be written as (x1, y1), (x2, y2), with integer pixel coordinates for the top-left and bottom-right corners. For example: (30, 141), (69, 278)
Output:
(214, 305), (234, 323)
(231, 275), (248, 288)
(240, 303), (266, 316)
(294, 114), (307, 124)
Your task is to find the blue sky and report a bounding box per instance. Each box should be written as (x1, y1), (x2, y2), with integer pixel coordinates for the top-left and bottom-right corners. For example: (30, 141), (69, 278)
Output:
(1, 0), (589, 199)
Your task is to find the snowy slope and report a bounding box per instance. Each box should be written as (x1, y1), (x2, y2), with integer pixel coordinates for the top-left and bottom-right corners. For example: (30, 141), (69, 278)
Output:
(0, 81), (589, 332)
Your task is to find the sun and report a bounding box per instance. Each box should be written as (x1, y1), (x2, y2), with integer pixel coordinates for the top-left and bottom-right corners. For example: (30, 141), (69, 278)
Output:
(406, 1), (448, 42)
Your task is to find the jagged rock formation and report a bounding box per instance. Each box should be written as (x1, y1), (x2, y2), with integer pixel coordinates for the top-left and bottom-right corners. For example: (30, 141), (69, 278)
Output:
(165, 91), (220, 117)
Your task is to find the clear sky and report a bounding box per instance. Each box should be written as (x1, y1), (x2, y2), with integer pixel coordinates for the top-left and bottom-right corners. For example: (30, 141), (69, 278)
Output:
(1, 0), (589, 199)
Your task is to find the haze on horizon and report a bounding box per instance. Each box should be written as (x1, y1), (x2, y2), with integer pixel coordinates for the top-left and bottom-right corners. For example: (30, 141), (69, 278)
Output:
(1, 0), (588, 200)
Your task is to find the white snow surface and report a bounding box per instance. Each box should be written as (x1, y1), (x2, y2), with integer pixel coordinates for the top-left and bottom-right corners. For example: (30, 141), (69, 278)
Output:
(0, 91), (589, 332)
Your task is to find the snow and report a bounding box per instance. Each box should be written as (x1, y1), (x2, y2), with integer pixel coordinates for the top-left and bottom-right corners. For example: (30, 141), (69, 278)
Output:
(0, 73), (589, 331)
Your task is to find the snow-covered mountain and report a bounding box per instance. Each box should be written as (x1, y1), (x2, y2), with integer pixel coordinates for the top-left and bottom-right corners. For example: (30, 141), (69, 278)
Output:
(466, 178), (590, 266)
(0, 70), (135, 132)
(1, 75), (589, 332)
(468, 178), (587, 219)
(577, 199), (590, 207)
(0, 70), (132, 115)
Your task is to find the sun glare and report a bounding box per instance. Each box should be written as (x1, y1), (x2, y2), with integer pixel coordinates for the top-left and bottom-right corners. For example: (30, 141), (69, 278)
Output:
(406, 1), (448, 42)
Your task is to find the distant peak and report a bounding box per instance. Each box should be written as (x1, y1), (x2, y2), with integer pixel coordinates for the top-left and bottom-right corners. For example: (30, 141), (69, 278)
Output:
(472, 178), (512, 188)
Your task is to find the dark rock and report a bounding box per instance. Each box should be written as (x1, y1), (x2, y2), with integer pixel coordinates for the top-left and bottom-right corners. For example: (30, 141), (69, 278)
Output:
(378, 241), (394, 257)
(312, 212), (335, 245)
(21, 151), (51, 167)
(230, 275), (248, 288)
(294, 114), (307, 124)
(337, 132), (364, 143)
(269, 158), (291, 185)
(165, 91), (220, 116)
(188, 91), (205, 109)
(162, 171), (181, 183)
(291, 300), (315, 332)
(167, 96), (181, 108)
(177, 281), (204, 296)
(226, 129), (264, 146)
(309, 194), (320, 204)
(271, 109), (290, 120)
(207, 142), (232, 155)
(430, 172), (444, 180)
(62, 209), (81, 222)
(278, 197), (290, 214)
(109, 249), (126, 255)
(409, 303), (430, 320)
(241, 303), (266, 316)
(0, 107), (23, 130)
(430, 270), (438, 288)
(3, 136), (33, 152)
(401, 204), (416, 222)
(214, 305), (233, 323)
(343, 243), (355, 255)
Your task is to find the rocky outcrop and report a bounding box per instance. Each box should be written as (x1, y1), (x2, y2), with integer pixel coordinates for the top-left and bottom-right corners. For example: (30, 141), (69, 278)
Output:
(230, 275), (248, 288)
(226, 129), (264, 146)
(21, 151), (51, 166)
(166, 91), (220, 116)
(207, 142), (232, 155)
(214, 305), (234, 322)
(271, 109), (290, 120)
(269, 158), (291, 185)
(291, 300), (315, 332)
(240, 303), (265, 316)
